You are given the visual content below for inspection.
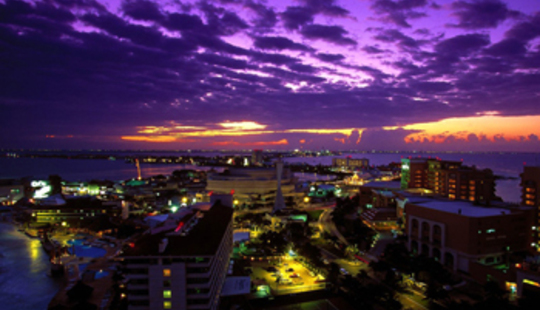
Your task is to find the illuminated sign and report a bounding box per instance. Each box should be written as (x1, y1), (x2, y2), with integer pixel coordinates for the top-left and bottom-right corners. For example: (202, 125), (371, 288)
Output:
(523, 279), (540, 287)
(31, 180), (48, 187)
(402, 164), (410, 170)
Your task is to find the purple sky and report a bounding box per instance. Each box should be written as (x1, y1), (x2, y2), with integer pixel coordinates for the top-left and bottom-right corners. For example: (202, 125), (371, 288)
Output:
(1, 0), (540, 151)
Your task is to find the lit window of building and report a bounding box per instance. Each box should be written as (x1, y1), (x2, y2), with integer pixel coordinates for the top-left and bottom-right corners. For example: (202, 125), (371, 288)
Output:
(163, 269), (171, 277)
(163, 290), (171, 299)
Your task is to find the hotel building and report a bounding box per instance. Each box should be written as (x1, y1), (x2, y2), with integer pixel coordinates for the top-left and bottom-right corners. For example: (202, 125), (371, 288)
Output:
(521, 166), (540, 250)
(401, 158), (495, 204)
(121, 203), (233, 310)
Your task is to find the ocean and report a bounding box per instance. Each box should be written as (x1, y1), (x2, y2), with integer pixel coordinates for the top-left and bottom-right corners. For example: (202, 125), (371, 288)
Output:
(0, 222), (63, 310)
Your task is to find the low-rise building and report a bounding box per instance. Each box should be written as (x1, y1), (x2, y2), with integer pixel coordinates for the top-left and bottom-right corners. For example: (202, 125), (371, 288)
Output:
(405, 198), (533, 272)
(206, 167), (301, 207)
(332, 157), (369, 169)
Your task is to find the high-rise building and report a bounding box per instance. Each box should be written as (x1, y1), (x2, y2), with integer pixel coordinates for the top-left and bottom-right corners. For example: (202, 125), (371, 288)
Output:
(121, 203), (233, 310)
(401, 158), (495, 204)
(521, 166), (540, 250)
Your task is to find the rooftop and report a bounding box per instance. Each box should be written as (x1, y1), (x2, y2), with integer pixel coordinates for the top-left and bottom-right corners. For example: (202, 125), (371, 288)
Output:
(122, 203), (233, 257)
(413, 199), (515, 217)
(363, 181), (402, 189)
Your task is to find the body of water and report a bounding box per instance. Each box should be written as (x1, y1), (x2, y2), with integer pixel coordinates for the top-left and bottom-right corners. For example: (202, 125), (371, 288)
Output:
(0, 222), (63, 310)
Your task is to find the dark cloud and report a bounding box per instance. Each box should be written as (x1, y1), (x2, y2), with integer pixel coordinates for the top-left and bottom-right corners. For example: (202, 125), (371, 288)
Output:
(122, 0), (164, 22)
(504, 12), (540, 42)
(196, 53), (250, 70)
(371, 0), (428, 28)
(450, 0), (519, 29)
(196, 2), (249, 36)
(300, 24), (356, 45)
(484, 38), (527, 57)
(362, 45), (385, 54)
(373, 29), (423, 50)
(244, 0), (278, 29)
(82, 12), (165, 46)
(164, 13), (205, 31)
(251, 52), (300, 65)
(288, 63), (318, 73)
(253, 36), (313, 51)
(434, 33), (490, 56)
(281, 6), (314, 30)
(315, 53), (345, 62)
(281, 0), (349, 30)
(299, 0), (350, 17)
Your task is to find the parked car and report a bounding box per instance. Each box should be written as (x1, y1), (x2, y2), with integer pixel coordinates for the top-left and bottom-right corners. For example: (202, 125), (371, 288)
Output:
(289, 273), (300, 278)
(286, 268), (294, 272)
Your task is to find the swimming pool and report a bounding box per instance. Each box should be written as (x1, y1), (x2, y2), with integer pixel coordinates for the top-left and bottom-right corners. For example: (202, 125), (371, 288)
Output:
(66, 239), (106, 258)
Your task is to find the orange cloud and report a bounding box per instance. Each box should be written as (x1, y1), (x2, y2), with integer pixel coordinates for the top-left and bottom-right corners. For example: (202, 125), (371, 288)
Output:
(218, 121), (267, 130)
(124, 120), (364, 143)
(45, 135), (74, 139)
(211, 139), (288, 146)
(391, 115), (540, 144)
(121, 135), (179, 143)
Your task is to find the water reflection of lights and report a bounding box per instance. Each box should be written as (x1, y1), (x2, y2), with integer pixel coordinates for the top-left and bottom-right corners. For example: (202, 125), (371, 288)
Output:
(29, 239), (42, 262)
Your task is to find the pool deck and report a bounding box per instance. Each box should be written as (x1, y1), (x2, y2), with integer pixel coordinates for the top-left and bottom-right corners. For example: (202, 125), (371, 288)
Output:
(48, 234), (122, 309)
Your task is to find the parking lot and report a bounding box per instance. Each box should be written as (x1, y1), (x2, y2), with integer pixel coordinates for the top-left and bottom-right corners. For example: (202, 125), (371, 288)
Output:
(249, 257), (326, 295)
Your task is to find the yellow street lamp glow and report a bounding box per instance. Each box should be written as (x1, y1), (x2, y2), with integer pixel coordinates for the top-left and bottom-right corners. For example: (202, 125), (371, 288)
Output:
(61, 221), (67, 227)
(181, 197), (188, 203)
(233, 199), (239, 205)
(303, 197), (310, 203)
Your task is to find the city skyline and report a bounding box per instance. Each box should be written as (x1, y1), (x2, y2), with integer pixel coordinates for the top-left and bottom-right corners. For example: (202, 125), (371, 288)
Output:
(1, 0), (540, 151)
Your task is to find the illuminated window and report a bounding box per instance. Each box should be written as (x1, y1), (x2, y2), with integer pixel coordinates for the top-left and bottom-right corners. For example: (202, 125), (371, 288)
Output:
(486, 229), (496, 234)
(163, 269), (171, 277)
(164, 301), (172, 309)
(163, 290), (171, 298)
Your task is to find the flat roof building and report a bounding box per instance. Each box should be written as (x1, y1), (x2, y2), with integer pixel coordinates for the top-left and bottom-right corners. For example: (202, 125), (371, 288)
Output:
(405, 198), (533, 272)
(521, 166), (540, 252)
(121, 203), (233, 310)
